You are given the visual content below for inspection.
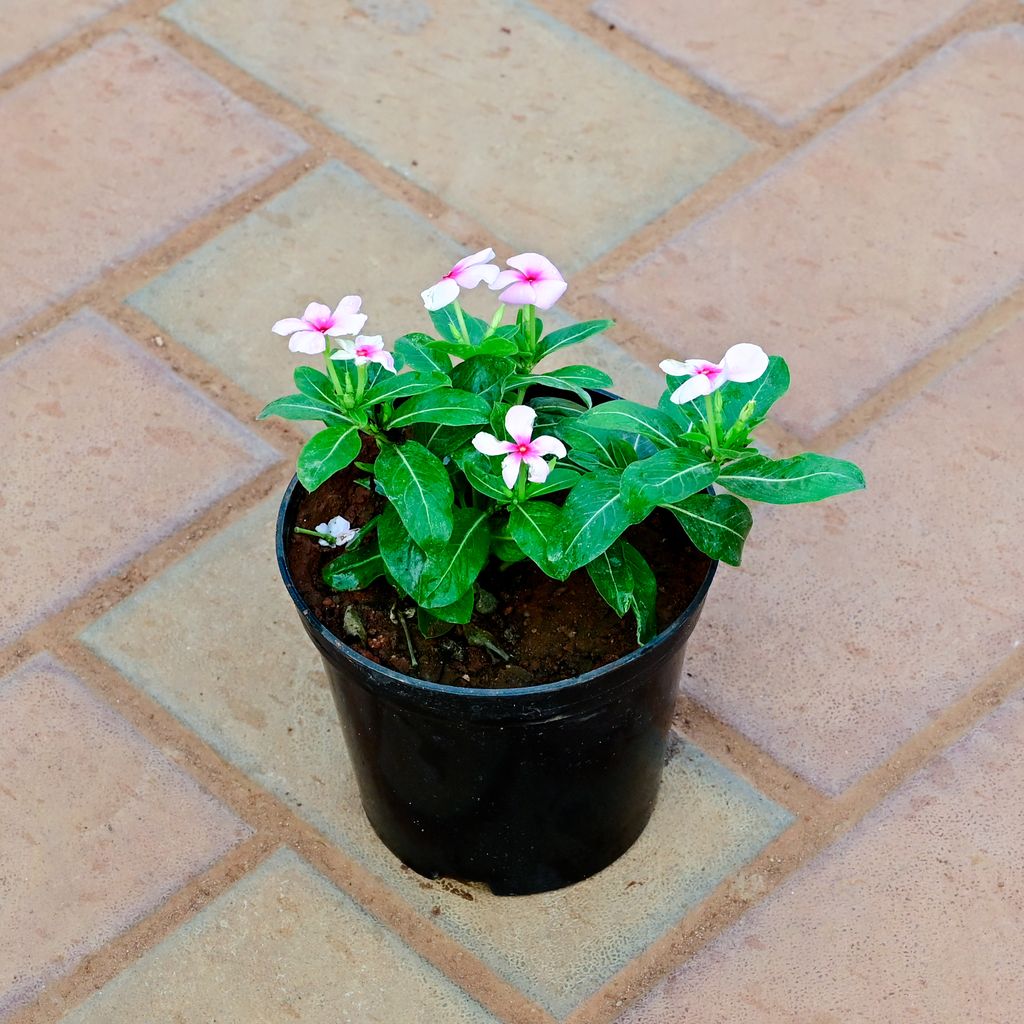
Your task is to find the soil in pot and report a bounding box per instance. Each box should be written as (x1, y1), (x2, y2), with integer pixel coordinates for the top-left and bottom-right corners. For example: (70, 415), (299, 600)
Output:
(286, 445), (712, 689)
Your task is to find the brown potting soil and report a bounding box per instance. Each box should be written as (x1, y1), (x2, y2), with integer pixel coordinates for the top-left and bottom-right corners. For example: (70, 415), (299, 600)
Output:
(286, 447), (712, 689)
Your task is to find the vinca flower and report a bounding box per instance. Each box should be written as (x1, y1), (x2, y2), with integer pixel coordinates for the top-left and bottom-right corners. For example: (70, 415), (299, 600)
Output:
(472, 405), (567, 489)
(659, 343), (769, 405)
(316, 516), (358, 548)
(490, 253), (567, 310)
(330, 335), (396, 373)
(272, 297), (368, 355)
(421, 248), (500, 311)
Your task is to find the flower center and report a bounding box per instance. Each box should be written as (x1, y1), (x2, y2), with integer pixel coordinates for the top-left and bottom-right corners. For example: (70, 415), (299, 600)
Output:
(356, 346), (373, 358)
(515, 443), (531, 455)
(310, 318), (334, 333)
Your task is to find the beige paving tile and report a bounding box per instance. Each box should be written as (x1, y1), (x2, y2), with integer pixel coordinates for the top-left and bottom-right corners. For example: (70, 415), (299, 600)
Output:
(60, 847), (497, 1024)
(0, 310), (277, 646)
(0, 654), (250, 1018)
(600, 28), (1024, 440)
(0, 0), (128, 73)
(621, 691), (1024, 1023)
(83, 499), (792, 1016)
(593, 0), (970, 125)
(130, 160), (664, 406)
(164, 0), (748, 271)
(682, 318), (1024, 794)
(0, 30), (304, 334)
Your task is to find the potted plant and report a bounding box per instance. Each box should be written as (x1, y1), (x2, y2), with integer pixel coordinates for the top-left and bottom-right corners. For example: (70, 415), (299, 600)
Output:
(263, 248), (864, 895)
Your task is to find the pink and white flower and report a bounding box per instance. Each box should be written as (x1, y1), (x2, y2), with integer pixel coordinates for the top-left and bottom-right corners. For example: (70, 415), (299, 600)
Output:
(421, 247), (500, 311)
(490, 253), (567, 310)
(315, 515), (358, 548)
(472, 405), (567, 489)
(272, 297), (368, 355)
(330, 335), (396, 374)
(659, 344), (769, 405)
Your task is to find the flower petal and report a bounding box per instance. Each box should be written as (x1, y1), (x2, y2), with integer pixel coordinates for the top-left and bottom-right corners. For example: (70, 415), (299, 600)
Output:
(454, 263), (500, 289)
(421, 277), (461, 311)
(303, 302), (332, 323)
(501, 453), (522, 490)
(272, 317), (308, 336)
(530, 278), (567, 311)
(472, 432), (512, 456)
(497, 280), (538, 307)
(451, 247), (496, 273)
(330, 339), (357, 361)
(722, 343), (769, 383)
(370, 349), (396, 373)
(658, 358), (690, 376)
(489, 269), (522, 290)
(670, 374), (714, 404)
(530, 434), (566, 459)
(327, 311), (368, 336)
(507, 252), (563, 283)
(333, 295), (363, 316)
(288, 330), (327, 355)
(504, 404), (536, 444)
(525, 455), (551, 483)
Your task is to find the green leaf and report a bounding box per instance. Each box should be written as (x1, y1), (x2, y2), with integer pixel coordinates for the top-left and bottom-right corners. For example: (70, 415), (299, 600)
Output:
(428, 337), (518, 360)
(620, 446), (719, 512)
(419, 507), (491, 609)
(576, 400), (680, 448)
(387, 389), (490, 429)
(412, 422), (479, 457)
(719, 453), (866, 504)
(321, 539), (386, 591)
(664, 492), (752, 566)
(508, 364), (612, 406)
(428, 588), (475, 625)
(297, 424), (362, 491)
(455, 448), (511, 501)
(394, 334), (452, 374)
(257, 394), (348, 425)
(552, 470), (640, 573)
(526, 465), (580, 498)
(621, 543), (657, 644)
(719, 355), (790, 429)
(363, 370), (450, 406)
(374, 441), (454, 549)
(417, 606), (454, 638)
(535, 319), (614, 361)
(430, 303), (488, 345)
(586, 542), (634, 616)
(451, 356), (515, 404)
(377, 505), (430, 601)
(658, 386), (702, 433)
(294, 366), (341, 406)
(559, 424), (636, 470)
(490, 523), (526, 564)
(508, 500), (564, 579)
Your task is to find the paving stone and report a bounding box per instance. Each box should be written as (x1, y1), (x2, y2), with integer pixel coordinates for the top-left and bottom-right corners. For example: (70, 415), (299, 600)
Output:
(593, 0), (970, 125)
(600, 28), (1024, 439)
(0, 310), (277, 646)
(620, 692), (1024, 1023)
(0, 30), (304, 334)
(164, 0), (748, 271)
(0, 0), (128, 74)
(61, 848), (497, 1024)
(0, 654), (249, 1017)
(681, 318), (1024, 794)
(130, 160), (664, 407)
(83, 499), (792, 1016)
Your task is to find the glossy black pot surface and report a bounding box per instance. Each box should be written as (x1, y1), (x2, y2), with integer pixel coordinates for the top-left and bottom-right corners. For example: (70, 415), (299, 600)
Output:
(277, 476), (717, 895)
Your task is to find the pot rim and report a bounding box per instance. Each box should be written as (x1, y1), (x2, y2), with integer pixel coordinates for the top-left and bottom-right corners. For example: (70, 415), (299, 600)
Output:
(276, 474), (718, 702)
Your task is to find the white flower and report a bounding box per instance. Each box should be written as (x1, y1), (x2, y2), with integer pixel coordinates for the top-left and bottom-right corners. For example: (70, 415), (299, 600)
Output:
(316, 516), (358, 548)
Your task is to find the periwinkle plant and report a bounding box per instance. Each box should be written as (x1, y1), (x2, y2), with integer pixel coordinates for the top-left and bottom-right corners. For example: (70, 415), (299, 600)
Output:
(260, 248), (865, 643)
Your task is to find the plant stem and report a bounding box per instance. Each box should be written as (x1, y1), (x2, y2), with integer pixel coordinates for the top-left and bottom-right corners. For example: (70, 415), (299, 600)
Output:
(396, 607), (418, 668)
(453, 300), (470, 344)
(526, 304), (537, 352)
(704, 392), (720, 453)
(516, 461), (528, 504)
(294, 527), (338, 544)
(324, 349), (345, 397)
(355, 362), (368, 402)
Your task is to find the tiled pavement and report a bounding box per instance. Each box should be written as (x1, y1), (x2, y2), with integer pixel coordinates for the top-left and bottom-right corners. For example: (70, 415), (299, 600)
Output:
(1, 0), (1022, 1021)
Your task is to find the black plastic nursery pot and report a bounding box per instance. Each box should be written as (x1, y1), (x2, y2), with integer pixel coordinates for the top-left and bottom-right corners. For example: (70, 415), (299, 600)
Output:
(276, 476), (718, 896)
